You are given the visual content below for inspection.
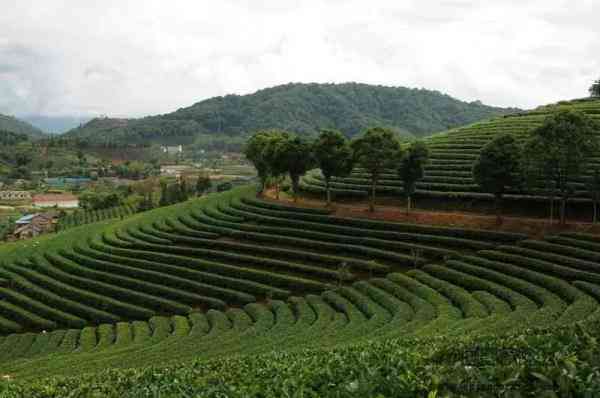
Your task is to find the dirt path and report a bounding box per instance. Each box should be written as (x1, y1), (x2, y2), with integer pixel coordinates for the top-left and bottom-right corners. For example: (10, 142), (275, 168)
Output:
(263, 189), (600, 238)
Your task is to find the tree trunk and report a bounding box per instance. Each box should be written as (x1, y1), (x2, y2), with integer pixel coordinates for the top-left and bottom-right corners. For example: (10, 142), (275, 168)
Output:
(275, 182), (280, 200)
(258, 176), (265, 197)
(406, 195), (412, 215)
(594, 201), (598, 224)
(560, 196), (567, 226)
(325, 179), (332, 208)
(291, 175), (299, 203)
(494, 193), (502, 225)
(370, 179), (376, 212)
(549, 195), (554, 224)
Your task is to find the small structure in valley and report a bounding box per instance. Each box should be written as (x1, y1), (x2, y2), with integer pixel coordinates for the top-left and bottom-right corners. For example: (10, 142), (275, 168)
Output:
(160, 164), (193, 178)
(161, 145), (183, 155)
(0, 191), (32, 201)
(13, 212), (58, 240)
(32, 193), (79, 209)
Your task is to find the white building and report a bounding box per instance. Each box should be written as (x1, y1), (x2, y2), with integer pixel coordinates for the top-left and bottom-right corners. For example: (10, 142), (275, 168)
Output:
(160, 165), (193, 178)
(32, 194), (79, 209)
(0, 191), (32, 201)
(161, 145), (183, 155)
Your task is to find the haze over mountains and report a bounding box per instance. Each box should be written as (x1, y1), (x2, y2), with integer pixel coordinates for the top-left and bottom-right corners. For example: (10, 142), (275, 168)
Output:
(0, 114), (91, 136)
(62, 83), (520, 146)
(0, 114), (45, 138)
(21, 115), (92, 135)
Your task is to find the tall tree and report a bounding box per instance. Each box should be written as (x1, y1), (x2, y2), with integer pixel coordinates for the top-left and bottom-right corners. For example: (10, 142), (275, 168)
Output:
(525, 110), (599, 225)
(398, 141), (429, 214)
(195, 174), (212, 196)
(313, 129), (354, 207)
(261, 131), (291, 200)
(159, 180), (169, 206)
(351, 127), (402, 212)
(590, 78), (600, 98)
(179, 178), (189, 202)
(272, 136), (314, 202)
(472, 134), (522, 224)
(244, 131), (273, 194)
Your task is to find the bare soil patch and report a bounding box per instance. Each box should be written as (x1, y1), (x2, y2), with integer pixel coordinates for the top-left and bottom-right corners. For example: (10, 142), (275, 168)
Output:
(263, 189), (600, 238)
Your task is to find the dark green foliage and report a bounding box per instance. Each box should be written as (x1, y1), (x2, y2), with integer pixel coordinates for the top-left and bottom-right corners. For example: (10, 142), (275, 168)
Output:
(313, 129), (354, 206)
(472, 134), (522, 222)
(259, 130), (291, 198)
(159, 181), (169, 207)
(398, 141), (429, 213)
(195, 174), (212, 196)
(244, 131), (274, 193)
(179, 179), (189, 201)
(302, 99), (600, 215)
(62, 83), (515, 146)
(79, 191), (122, 211)
(158, 180), (190, 206)
(216, 182), (233, 192)
(351, 127), (403, 211)
(273, 135), (314, 201)
(524, 110), (600, 224)
(138, 193), (155, 212)
(590, 78), (600, 98)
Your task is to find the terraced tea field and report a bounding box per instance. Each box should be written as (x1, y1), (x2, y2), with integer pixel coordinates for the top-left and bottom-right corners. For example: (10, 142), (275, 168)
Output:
(0, 185), (600, 395)
(57, 203), (138, 231)
(300, 98), (600, 204)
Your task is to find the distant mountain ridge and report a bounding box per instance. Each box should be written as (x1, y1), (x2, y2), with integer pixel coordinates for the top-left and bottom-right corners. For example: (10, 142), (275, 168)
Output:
(22, 115), (92, 134)
(64, 82), (520, 145)
(0, 113), (45, 137)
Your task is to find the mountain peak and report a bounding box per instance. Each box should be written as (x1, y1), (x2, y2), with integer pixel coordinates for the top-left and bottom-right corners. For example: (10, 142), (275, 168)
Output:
(65, 82), (518, 145)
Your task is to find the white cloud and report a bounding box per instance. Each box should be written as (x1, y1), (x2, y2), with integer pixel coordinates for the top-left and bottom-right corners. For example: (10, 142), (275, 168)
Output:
(0, 0), (598, 117)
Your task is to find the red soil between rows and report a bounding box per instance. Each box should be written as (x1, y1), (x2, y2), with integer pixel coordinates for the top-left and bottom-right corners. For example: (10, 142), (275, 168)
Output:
(263, 188), (600, 239)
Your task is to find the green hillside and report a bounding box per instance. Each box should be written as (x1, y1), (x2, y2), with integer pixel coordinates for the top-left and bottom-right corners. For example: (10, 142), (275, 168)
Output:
(0, 186), (599, 395)
(301, 98), (600, 207)
(63, 83), (517, 146)
(0, 114), (45, 138)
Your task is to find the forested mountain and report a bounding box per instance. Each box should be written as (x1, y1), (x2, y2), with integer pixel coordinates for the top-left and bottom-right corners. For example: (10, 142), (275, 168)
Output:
(0, 113), (45, 137)
(64, 83), (518, 146)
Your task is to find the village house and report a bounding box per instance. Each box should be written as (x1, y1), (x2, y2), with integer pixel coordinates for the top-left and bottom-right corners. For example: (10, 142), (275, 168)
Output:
(160, 164), (193, 178)
(161, 145), (183, 155)
(12, 212), (58, 240)
(32, 193), (79, 209)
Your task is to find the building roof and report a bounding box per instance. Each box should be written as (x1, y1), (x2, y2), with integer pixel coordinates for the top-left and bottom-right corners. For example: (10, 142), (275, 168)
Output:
(15, 212), (58, 224)
(14, 223), (42, 235)
(32, 194), (79, 203)
(15, 214), (36, 224)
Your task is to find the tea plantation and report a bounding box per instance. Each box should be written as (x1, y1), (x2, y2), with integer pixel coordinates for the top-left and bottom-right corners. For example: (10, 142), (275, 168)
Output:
(56, 204), (138, 231)
(301, 98), (600, 204)
(0, 186), (599, 396)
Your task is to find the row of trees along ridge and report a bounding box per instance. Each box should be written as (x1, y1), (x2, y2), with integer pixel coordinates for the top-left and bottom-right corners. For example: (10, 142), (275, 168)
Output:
(473, 109), (599, 224)
(244, 127), (430, 212)
(246, 108), (600, 225)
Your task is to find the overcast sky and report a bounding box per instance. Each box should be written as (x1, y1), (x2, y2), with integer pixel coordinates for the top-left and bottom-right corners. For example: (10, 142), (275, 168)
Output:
(0, 0), (598, 118)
